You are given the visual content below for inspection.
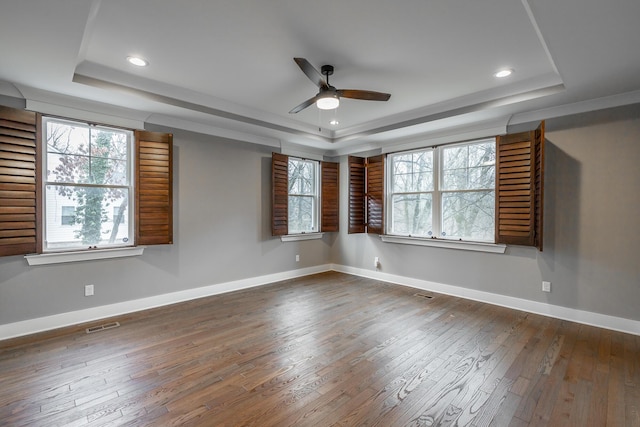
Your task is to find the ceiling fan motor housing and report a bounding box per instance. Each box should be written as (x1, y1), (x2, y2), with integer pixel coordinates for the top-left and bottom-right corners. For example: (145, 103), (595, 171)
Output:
(321, 65), (334, 77)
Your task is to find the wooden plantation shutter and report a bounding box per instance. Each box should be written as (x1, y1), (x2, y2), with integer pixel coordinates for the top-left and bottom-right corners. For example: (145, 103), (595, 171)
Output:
(272, 152), (289, 236)
(348, 154), (384, 234)
(321, 161), (339, 232)
(348, 156), (366, 233)
(495, 122), (544, 249)
(135, 130), (173, 245)
(0, 106), (41, 256)
(533, 122), (544, 251)
(366, 155), (384, 235)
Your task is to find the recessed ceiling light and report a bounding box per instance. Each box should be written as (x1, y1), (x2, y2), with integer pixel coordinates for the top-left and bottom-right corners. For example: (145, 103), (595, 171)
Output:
(126, 56), (148, 67)
(494, 68), (513, 78)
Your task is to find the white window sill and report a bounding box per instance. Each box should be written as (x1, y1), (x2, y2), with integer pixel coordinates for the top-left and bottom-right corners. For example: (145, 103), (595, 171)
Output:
(25, 246), (145, 266)
(280, 233), (324, 242)
(380, 235), (506, 253)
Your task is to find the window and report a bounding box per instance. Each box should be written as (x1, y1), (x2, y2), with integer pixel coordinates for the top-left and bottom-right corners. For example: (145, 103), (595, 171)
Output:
(287, 157), (319, 234)
(0, 105), (173, 259)
(349, 124), (543, 250)
(440, 141), (495, 241)
(388, 139), (496, 242)
(271, 152), (338, 236)
(43, 117), (134, 251)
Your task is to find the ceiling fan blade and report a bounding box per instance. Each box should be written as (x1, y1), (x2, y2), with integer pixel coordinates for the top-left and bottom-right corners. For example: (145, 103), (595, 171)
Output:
(294, 58), (329, 90)
(289, 94), (321, 114)
(337, 89), (391, 101)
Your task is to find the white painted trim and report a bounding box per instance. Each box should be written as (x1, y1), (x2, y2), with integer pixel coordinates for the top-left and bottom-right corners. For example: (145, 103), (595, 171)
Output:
(280, 233), (324, 242)
(25, 99), (145, 130)
(330, 264), (640, 336)
(380, 117), (509, 154)
(25, 246), (145, 266)
(3, 263), (638, 341)
(0, 264), (332, 341)
(509, 89), (640, 126)
(280, 141), (326, 161)
(380, 235), (507, 253)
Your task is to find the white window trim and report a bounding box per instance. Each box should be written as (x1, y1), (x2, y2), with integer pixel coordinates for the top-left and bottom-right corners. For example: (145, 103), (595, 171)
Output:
(380, 235), (506, 253)
(25, 246), (145, 266)
(287, 157), (320, 235)
(280, 233), (324, 242)
(41, 116), (136, 253)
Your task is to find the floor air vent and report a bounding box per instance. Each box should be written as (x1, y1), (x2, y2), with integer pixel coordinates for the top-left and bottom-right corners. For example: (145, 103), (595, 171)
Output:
(86, 321), (120, 334)
(413, 293), (434, 299)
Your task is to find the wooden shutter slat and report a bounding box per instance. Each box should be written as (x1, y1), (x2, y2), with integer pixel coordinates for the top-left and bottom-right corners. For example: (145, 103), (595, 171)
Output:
(135, 130), (173, 246)
(321, 161), (339, 232)
(271, 152), (288, 236)
(0, 119), (36, 133)
(366, 155), (384, 235)
(0, 221), (35, 230)
(0, 128), (36, 140)
(0, 106), (40, 257)
(348, 156), (365, 234)
(0, 135), (36, 147)
(0, 214), (35, 222)
(495, 122), (544, 248)
(0, 143), (36, 155)
(0, 229), (36, 238)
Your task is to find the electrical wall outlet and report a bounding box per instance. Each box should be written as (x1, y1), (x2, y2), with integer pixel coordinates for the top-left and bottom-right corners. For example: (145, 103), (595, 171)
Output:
(374, 256), (380, 269)
(295, 254), (300, 262)
(542, 281), (551, 292)
(85, 284), (94, 297)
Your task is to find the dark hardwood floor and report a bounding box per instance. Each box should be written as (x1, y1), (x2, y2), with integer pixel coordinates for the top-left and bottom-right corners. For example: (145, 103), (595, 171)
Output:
(0, 272), (638, 426)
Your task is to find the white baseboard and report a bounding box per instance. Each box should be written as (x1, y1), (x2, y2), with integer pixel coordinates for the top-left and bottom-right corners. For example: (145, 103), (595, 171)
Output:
(0, 264), (332, 341)
(2, 263), (638, 341)
(331, 264), (640, 336)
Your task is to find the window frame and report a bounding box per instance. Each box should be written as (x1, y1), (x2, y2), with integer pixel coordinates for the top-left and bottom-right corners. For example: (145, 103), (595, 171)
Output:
(386, 138), (497, 244)
(41, 116), (135, 253)
(287, 156), (320, 235)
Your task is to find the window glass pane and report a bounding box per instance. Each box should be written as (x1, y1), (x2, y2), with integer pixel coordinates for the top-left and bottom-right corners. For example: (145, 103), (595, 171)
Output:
(90, 129), (128, 161)
(288, 195), (314, 233)
(391, 150), (433, 193)
(288, 159), (315, 195)
(442, 141), (495, 190)
(46, 122), (130, 186)
(46, 121), (89, 157)
(47, 152), (89, 184)
(441, 190), (495, 241)
(391, 193), (432, 236)
(45, 185), (130, 249)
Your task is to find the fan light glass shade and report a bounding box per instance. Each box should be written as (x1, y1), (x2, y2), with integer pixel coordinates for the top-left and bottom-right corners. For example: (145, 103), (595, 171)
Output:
(316, 96), (339, 110)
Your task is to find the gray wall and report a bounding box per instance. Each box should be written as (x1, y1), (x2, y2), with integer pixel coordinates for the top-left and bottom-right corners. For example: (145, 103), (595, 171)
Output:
(1, 104), (639, 327)
(0, 129), (334, 325)
(332, 105), (640, 321)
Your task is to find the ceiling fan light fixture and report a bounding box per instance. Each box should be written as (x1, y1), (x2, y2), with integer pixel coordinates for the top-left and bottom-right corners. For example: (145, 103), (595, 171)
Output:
(316, 94), (339, 110)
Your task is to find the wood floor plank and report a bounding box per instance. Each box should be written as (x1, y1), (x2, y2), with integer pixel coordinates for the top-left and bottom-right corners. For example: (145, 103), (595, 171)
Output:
(0, 271), (637, 426)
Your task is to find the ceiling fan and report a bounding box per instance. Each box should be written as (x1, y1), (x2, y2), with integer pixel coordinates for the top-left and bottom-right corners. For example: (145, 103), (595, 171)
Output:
(289, 57), (391, 114)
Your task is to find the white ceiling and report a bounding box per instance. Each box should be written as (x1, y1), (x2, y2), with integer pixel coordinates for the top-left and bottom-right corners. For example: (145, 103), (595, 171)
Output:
(1, 0), (639, 155)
